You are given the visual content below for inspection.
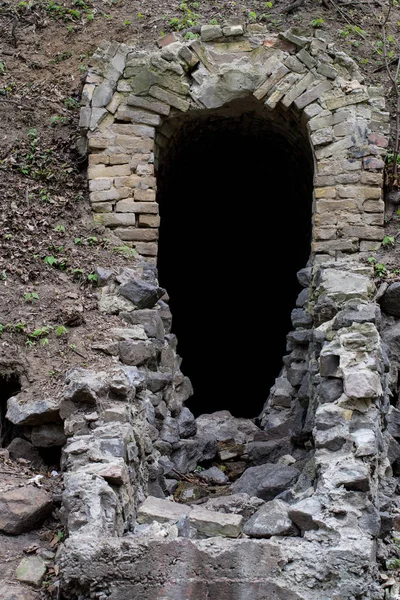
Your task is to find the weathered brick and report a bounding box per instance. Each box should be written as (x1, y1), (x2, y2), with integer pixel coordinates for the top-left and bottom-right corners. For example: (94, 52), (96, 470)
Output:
(88, 154), (110, 165)
(264, 73), (300, 110)
(106, 92), (123, 114)
(138, 214), (161, 228)
(365, 213), (384, 226)
(254, 64), (289, 100)
(294, 81), (332, 110)
(317, 62), (338, 80)
(337, 186), (381, 199)
(303, 103), (324, 120)
(96, 213), (137, 227)
(363, 157), (385, 170)
(335, 173), (360, 185)
(89, 178), (112, 192)
(91, 202), (114, 213)
(283, 55), (306, 74)
(149, 85), (190, 112)
(363, 199), (384, 213)
(90, 187), (130, 203)
(314, 212), (337, 227)
(360, 172), (383, 186)
(314, 175), (335, 187)
(115, 106), (162, 126)
(113, 228), (159, 241)
(368, 132), (389, 148)
(341, 226), (383, 240)
(282, 72), (315, 107)
(314, 227), (336, 240)
(88, 164), (131, 179)
(334, 122), (356, 137)
(360, 241), (381, 252)
(110, 123), (155, 138)
(138, 176), (157, 189)
(315, 187), (337, 199)
(311, 127), (334, 147)
(134, 189), (156, 202)
(114, 175), (141, 188)
(109, 154), (131, 165)
(325, 89), (369, 111)
(137, 164), (155, 176)
(114, 135), (154, 152)
(315, 136), (353, 160)
(115, 201), (158, 214)
(308, 113), (333, 132)
(313, 238), (359, 252)
(133, 242), (158, 256)
(296, 48), (317, 69)
(127, 94), (171, 116)
(131, 154), (152, 171)
(316, 199), (358, 213)
(88, 137), (109, 150)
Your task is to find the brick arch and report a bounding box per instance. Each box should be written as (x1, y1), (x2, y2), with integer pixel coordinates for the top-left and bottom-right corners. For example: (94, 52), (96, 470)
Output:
(80, 25), (387, 261)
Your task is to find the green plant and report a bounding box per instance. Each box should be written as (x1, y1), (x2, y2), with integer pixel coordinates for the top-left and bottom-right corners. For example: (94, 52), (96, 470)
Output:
(123, 19), (131, 25)
(50, 115), (67, 127)
(87, 272), (98, 283)
(87, 236), (98, 246)
(44, 255), (57, 266)
(113, 245), (138, 258)
(248, 11), (257, 22)
(264, 1), (273, 6)
(0, 62), (6, 74)
(64, 96), (80, 109)
(24, 291), (39, 303)
(382, 235), (396, 248)
(56, 325), (68, 336)
(55, 224), (66, 233)
(169, 1), (199, 30)
(388, 558), (400, 570)
(311, 18), (325, 28)
(4, 233), (12, 240)
(74, 237), (82, 245)
(184, 31), (199, 39)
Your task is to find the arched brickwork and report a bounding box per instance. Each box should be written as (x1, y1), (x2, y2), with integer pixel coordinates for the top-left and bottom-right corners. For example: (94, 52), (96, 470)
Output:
(80, 25), (388, 262)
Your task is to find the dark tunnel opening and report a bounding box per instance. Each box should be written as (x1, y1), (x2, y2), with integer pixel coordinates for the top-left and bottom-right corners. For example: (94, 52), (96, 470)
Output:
(0, 374), (21, 447)
(156, 100), (313, 419)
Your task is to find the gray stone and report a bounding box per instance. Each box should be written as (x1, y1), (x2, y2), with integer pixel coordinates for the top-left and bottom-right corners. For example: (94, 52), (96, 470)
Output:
(160, 417), (180, 444)
(286, 362), (307, 387)
(243, 499), (299, 538)
(92, 80), (115, 107)
(6, 396), (61, 426)
(317, 268), (375, 304)
(319, 378), (343, 404)
(7, 437), (42, 466)
(296, 288), (310, 307)
(31, 423), (66, 447)
(201, 493), (264, 521)
(297, 267), (312, 287)
(387, 406), (400, 439)
(288, 497), (323, 531)
(171, 434), (217, 473)
(195, 411), (259, 444)
(119, 278), (164, 309)
(313, 295), (338, 326)
(246, 439), (291, 465)
(198, 466), (229, 485)
(64, 368), (108, 404)
(189, 507), (243, 538)
(119, 340), (156, 366)
(0, 583), (38, 600)
(232, 463), (299, 501)
(269, 377), (295, 408)
(201, 25), (222, 41)
(95, 266), (115, 286)
(291, 308), (313, 329)
(137, 496), (191, 525)
(333, 302), (381, 329)
(15, 556), (47, 588)
(343, 368), (382, 399)
(121, 309), (165, 339)
(381, 282), (400, 317)
(0, 486), (53, 534)
(177, 407), (197, 438)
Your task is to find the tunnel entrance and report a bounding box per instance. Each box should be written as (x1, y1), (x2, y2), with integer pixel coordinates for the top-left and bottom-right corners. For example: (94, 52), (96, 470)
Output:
(0, 374), (21, 447)
(156, 99), (313, 419)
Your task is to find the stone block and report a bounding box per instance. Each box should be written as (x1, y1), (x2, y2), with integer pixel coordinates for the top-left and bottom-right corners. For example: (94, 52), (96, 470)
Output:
(343, 368), (382, 399)
(337, 186), (381, 199)
(189, 508), (243, 538)
(317, 62), (338, 79)
(116, 106), (162, 126)
(89, 178), (112, 192)
(96, 213), (137, 227)
(335, 173), (360, 185)
(114, 175), (141, 188)
(201, 25), (223, 41)
(88, 154), (109, 165)
(315, 136), (354, 160)
(284, 55), (306, 74)
(90, 187), (130, 203)
(282, 72), (315, 107)
(119, 340), (156, 365)
(114, 135), (154, 152)
(88, 136), (109, 150)
(363, 199), (384, 213)
(109, 154), (131, 165)
(113, 228), (159, 241)
(312, 238), (359, 253)
(363, 157), (385, 170)
(316, 199), (358, 213)
(314, 227), (336, 240)
(254, 64), (289, 100)
(295, 80), (333, 109)
(0, 486), (53, 534)
(360, 172), (383, 186)
(314, 187), (337, 199)
(325, 89), (369, 110)
(111, 123), (155, 138)
(139, 214), (161, 227)
(88, 164), (131, 179)
(135, 188), (156, 202)
(311, 127), (334, 147)
(341, 226), (383, 240)
(296, 48), (317, 69)
(134, 242), (158, 256)
(16, 556), (47, 588)
(115, 201), (158, 214)
(137, 496), (191, 524)
(127, 94), (171, 116)
(222, 24), (244, 36)
(308, 113), (333, 132)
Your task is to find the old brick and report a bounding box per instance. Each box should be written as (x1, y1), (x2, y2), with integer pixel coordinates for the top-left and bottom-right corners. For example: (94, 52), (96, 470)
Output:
(127, 94), (171, 116)
(110, 123), (155, 138)
(314, 212), (337, 226)
(311, 127), (334, 147)
(363, 199), (385, 213)
(337, 186), (381, 199)
(308, 113), (333, 132)
(138, 214), (161, 227)
(109, 154), (130, 165)
(89, 178), (112, 192)
(317, 62), (338, 79)
(314, 227), (336, 240)
(88, 154), (109, 165)
(96, 213), (137, 227)
(114, 135), (154, 152)
(316, 199), (358, 213)
(113, 228), (159, 241)
(254, 64), (289, 100)
(341, 225), (383, 240)
(334, 122), (356, 137)
(294, 81), (332, 110)
(363, 157), (385, 170)
(88, 137), (109, 150)
(360, 172), (383, 186)
(313, 238), (359, 252)
(325, 90), (369, 111)
(114, 175), (141, 189)
(284, 55), (306, 74)
(134, 189), (156, 202)
(88, 164), (131, 179)
(335, 173), (360, 185)
(368, 132), (389, 148)
(149, 85), (190, 112)
(360, 241), (381, 252)
(137, 164), (155, 176)
(315, 187), (337, 199)
(115, 201), (158, 214)
(91, 202), (114, 213)
(296, 48), (317, 69)
(365, 213), (384, 226)
(282, 72), (315, 107)
(90, 187), (130, 203)
(134, 242), (158, 256)
(106, 92), (123, 114)
(314, 175), (335, 187)
(264, 73), (300, 109)
(115, 106), (162, 126)
(315, 136), (353, 160)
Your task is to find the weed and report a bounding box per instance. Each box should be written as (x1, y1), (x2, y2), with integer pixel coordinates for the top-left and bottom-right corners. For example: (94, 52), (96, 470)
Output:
(248, 11), (257, 22)
(382, 235), (396, 248)
(54, 224), (66, 233)
(44, 255), (57, 266)
(87, 273), (98, 283)
(311, 18), (325, 28)
(74, 237), (82, 245)
(56, 325), (68, 336)
(87, 236), (98, 246)
(169, 1), (199, 30)
(50, 115), (67, 127)
(24, 291), (39, 303)
(123, 19), (131, 25)
(64, 97), (80, 109)
(113, 245), (138, 258)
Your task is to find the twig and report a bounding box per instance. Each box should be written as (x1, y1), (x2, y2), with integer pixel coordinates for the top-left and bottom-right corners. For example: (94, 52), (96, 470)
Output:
(281, 0), (305, 14)
(328, 0), (366, 38)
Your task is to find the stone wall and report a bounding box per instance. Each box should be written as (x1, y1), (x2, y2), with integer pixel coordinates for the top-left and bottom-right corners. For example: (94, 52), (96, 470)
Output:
(80, 24), (388, 261)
